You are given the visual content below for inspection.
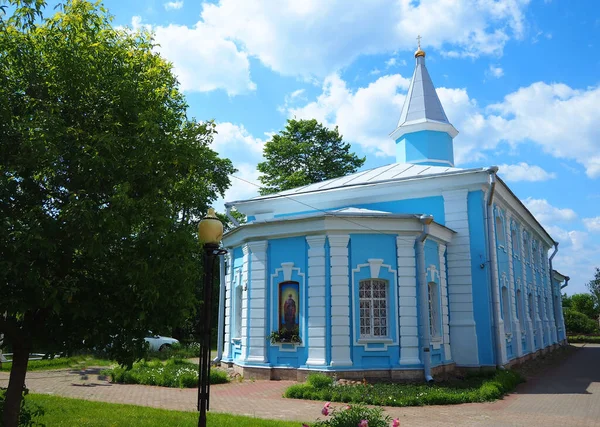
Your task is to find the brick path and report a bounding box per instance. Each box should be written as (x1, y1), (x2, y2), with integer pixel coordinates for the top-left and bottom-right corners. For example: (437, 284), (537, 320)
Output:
(1, 344), (599, 426)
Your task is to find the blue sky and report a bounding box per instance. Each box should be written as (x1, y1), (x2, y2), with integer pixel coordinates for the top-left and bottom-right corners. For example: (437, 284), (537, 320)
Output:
(50, 0), (600, 294)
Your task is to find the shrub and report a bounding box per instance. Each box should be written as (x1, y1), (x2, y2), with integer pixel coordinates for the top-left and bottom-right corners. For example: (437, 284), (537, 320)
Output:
(312, 403), (392, 427)
(146, 342), (201, 361)
(285, 370), (523, 408)
(307, 373), (334, 389)
(0, 387), (45, 427)
(105, 359), (228, 388)
(564, 309), (600, 335)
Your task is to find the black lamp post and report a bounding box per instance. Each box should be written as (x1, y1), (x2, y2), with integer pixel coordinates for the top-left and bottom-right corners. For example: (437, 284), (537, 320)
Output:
(197, 208), (226, 427)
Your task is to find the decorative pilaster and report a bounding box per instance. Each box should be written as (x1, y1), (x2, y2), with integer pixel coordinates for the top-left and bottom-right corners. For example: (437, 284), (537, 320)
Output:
(521, 233), (535, 353)
(246, 241), (268, 363)
(306, 236), (327, 366)
(544, 253), (558, 344)
(241, 245), (250, 359)
(443, 190), (479, 366)
(397, 236), (420, 365)
(222, 252), (233, 360)
(505, 213), (523, 357)
(328, 234), (352, 367)
(438, 244), (452, 360)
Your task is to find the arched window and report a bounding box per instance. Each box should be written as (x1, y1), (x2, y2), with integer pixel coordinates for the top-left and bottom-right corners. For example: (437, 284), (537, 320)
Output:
(537, 295), (544, 320)
(523, 231), (531, 264)
(234, 285), (243, 338)
(502, 286), (512, 334)
(428, 282), (441, 338)
(495, 213), (506, 248)
(532, 240), (539, 268)
(511, 222), (519, 257)
(359, 279), (388, 338)
(528, 292), (534, 321)
(516, 289), (523, 322)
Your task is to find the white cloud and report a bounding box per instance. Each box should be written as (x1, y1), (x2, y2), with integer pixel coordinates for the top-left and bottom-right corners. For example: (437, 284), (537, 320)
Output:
(487, 65), (504, 78)
(497, 163), (556, 182)
(163, 1), (183, 11)
(130, 16), (255, 96)
(583, 217), (600, 233)
(197, 0), (530, 79)
(523, 198), (578, 226)
(288, 73), (410, 157)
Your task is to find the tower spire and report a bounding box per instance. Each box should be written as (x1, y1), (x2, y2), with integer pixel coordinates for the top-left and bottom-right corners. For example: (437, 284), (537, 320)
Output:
(389, 40), (458, 167)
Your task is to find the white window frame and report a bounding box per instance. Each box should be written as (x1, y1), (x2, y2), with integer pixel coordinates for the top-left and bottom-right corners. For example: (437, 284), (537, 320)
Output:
(502, 285), (512, 335)
(427, 281), (441, 338)
(358, 278), (389, 339)
(495, 209), (506, 249)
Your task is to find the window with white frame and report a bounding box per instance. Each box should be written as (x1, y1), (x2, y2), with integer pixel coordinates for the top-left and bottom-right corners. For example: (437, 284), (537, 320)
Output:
(532, 240), (539, 268)
(495, 212), (506, 248)
(234, 285), (243, 338)
(359, 279), (388, 338)
(511, 223), (519, 257)
(516, 289), (523, 321)
(523, 231), (531, 264)
(428, 281), (441, 338)
(528, 292), (534, 321)
(537, 294), (544, 320)
(502, 285), (512, 334)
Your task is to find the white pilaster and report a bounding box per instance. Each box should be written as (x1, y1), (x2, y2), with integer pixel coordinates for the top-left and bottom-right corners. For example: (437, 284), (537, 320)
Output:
(246, 240), (268, 363)
(328, 234), (352, 367)
(241, 245), (250, 359)
(397, 236), (420, 365)
(506, 213), (523, 357)
(438, 244), (452, 360)
(222, 252), (233, 360)
(306, 235), (327, 366)
(544, 253), (558, 344)
(443, 190), (479, 366)
(521, 233), (535, 353)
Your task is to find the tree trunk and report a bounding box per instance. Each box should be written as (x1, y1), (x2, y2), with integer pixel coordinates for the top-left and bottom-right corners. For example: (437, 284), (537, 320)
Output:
(2, 344), (30, 427)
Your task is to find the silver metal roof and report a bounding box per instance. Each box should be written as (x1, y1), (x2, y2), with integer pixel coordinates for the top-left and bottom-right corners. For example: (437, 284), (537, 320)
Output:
(397, 56), (450, 127)
(235, 163), (465, 203)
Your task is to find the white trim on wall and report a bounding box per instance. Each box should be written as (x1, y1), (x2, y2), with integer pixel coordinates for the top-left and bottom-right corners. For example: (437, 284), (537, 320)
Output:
(328, 234), (353, 367)
(246, 241), (268, 363)
(438, 244), (452, 360)
(396, 237), (420, 366)
(305, 235), (327, 366)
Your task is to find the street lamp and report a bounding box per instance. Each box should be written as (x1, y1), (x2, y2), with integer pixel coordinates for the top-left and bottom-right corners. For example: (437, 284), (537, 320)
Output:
(197, 208), (226, 427)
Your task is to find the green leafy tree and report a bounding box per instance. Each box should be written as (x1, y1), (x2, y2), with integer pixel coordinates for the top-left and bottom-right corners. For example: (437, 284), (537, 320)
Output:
(0, 1), (234, 425)
(257, 119), (365, 195)
(562, 293), (572, 309)
(586, 267), (600, 317)
(570, 294), (599, 321)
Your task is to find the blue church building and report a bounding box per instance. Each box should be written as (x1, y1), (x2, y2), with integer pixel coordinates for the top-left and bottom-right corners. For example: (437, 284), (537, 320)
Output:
(218, 46), (569, 381)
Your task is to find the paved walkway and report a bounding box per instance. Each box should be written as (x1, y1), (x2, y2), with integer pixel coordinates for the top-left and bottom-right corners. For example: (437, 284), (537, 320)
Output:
(1, 344), (599, 426)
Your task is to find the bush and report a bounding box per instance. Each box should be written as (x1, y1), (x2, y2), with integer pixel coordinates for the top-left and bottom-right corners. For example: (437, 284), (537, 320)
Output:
(568, 335), (600, 344)
(0, 387), (45, 427)
(105, 359), (228, 388)
(564, 309), (600, 335)
(284, 370), (523, 407)
(312, 403), (392, 427)
(307, 373), (334, 389)
(146, 342), (201, 361)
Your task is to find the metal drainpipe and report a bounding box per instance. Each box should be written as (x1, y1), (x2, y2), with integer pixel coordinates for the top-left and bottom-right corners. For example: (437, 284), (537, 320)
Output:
(548, 243), (559, 344)
(416, 214), (434, 383)
(225, 205), (240, 228)
(560, 277), (570, 290)
(213, 254), (227, 363)
(485, 166), (505, 369)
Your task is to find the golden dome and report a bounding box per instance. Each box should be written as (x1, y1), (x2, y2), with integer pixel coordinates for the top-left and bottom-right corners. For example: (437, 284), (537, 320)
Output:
(415, 49), (426, 58)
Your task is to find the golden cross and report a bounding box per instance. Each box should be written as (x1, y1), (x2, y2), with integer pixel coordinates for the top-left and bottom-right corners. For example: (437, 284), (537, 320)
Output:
(416, 34), (422, 50)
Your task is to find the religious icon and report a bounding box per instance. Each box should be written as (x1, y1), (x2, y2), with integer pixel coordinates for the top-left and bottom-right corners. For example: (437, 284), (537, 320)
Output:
(279, 281), (299, 332)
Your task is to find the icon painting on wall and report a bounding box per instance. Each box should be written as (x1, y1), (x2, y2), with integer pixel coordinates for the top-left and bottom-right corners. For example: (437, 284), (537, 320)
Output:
(279, 281), (299, 331)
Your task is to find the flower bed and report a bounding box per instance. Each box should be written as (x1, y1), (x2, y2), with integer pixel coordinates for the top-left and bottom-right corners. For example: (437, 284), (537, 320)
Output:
(105, 359), (228, 388)
(285, 371), (523, 407)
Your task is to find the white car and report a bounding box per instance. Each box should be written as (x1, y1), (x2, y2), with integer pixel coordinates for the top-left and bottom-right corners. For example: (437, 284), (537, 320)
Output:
(144, 334), (179, 352)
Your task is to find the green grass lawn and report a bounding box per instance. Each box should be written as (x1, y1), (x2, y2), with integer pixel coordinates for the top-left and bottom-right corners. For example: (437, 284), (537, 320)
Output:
(0, 356), (113, 372)
(28, 394), (302, 427)
(568, 335), (600, 344)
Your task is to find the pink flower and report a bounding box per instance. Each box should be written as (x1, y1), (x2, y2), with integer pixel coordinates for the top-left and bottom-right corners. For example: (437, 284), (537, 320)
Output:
(324, 402), (331, 407)
(321, 406), (329, 416)
(302, 425), (310, 427)
(345, 405), (352, 410)
(392, 419), (400, 427)
(358, 420), (369, 427)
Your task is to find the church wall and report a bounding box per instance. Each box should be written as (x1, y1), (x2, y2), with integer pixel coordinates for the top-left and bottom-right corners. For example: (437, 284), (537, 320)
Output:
(510, 222), (527, 355)
(267, 236), (308, 368)
(467, 190), (495, 366)
(494, 206), (515, 360)
(229, 247), (245, 363)
(349, 234), (401, 369)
